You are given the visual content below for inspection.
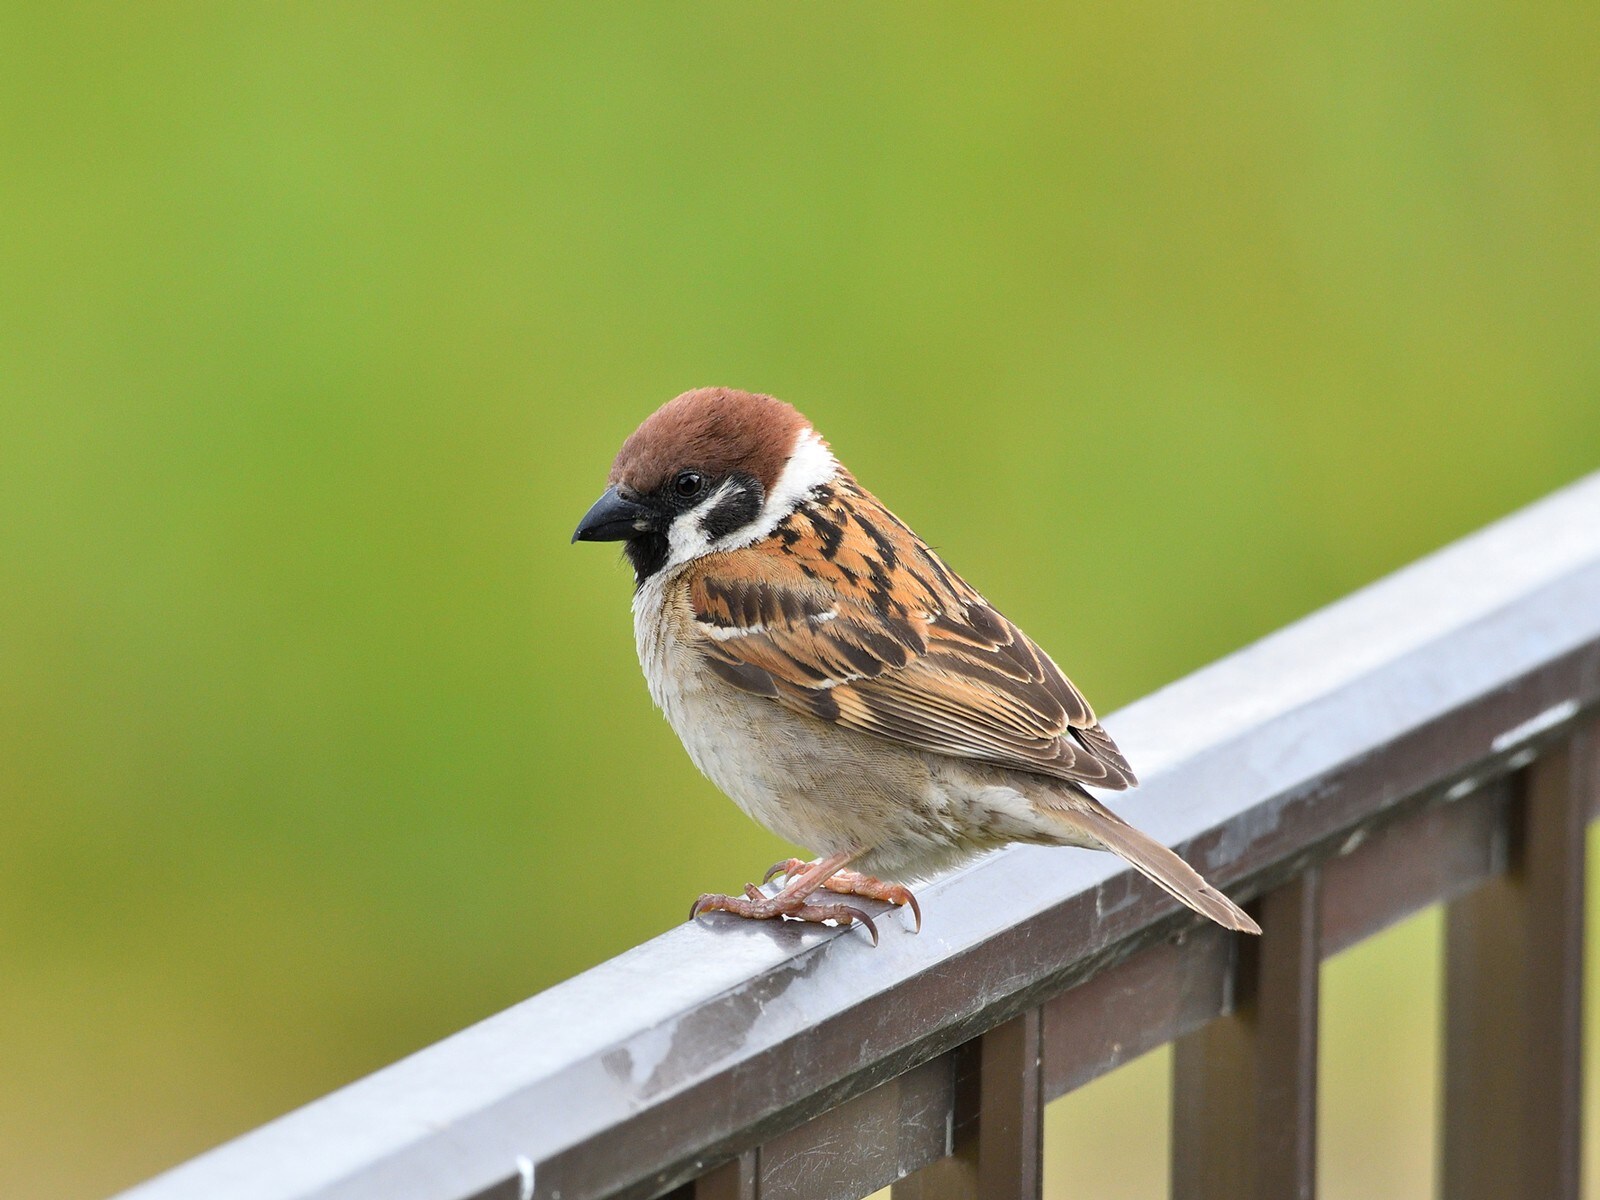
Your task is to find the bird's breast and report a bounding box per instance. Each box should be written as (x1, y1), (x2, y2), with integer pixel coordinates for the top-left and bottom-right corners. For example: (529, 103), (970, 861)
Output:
(628, 569), (955, 859)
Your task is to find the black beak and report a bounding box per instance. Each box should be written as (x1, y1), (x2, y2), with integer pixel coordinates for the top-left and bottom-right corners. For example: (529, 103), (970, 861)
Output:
(572, 485), (658, 543)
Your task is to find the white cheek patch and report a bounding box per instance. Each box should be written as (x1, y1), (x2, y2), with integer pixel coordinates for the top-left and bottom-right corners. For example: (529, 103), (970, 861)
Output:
(662, 478), (739, 571)
(711, 427), (838, 554)
(663, 519), (710, 570)
(657, 428), (840, 572)
(759, 428), (839, 534)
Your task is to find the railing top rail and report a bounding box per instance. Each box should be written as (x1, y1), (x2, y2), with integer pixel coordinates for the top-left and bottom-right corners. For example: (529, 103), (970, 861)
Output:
(120, 472), (1600, 1200)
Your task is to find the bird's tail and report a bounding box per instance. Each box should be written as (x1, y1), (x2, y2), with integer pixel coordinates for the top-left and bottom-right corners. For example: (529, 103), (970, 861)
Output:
(1040, 789), (1260, 935)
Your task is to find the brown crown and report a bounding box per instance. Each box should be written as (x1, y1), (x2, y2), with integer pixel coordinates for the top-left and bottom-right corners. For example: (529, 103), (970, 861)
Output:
(609, 388), (811, 496)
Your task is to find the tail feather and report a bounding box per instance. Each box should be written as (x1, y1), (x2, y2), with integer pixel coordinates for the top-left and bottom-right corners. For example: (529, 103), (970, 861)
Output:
(1043, 793), (1260, 935)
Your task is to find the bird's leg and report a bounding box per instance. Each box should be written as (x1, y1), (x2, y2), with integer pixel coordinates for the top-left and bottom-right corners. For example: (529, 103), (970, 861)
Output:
(690, 850), (882, 944)
(763, 858), (922, 933)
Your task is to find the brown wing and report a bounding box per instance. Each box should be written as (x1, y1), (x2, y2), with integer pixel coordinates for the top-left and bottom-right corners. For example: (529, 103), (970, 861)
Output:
(686, 476), (1136, 789)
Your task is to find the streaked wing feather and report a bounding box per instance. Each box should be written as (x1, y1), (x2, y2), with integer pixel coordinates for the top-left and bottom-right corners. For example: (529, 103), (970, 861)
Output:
(685, 476), (1137, 790)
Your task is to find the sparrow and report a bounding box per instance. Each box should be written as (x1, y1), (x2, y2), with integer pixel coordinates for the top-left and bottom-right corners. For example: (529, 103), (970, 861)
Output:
(573, 388), (1259, 942)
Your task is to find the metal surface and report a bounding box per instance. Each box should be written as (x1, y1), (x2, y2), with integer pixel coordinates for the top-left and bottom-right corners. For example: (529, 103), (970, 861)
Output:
(973, 1010), (1045, 1200)
(116, 472), (1600, 1200)
(687, 1151), (757, 1200)
(756, 1051), (954, 1200)
(1042, 922), (1235, 1099)
(1171, 872), (1321, 1200)
(1319, 778), (1511, 958)
(886, 1043), (980, 1200)
(1441, 726), (1594, 1200)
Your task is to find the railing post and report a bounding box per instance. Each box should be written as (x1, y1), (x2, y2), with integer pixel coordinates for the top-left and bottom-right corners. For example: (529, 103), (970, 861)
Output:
(1172, 869), (1322, 1200)
(1441, 726), (1593, 1200)
(892, 1008), (1044, 1200)
(975, 1008), (1045, 1199)
(696, 1151), (758, 1200)
(659, 1149), (757, 1200)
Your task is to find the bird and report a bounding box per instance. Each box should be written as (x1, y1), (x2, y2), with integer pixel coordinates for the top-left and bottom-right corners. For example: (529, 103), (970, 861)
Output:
(572, 387), (1259, 942)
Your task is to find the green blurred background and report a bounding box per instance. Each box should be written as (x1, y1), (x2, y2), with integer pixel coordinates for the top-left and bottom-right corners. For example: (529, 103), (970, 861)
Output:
(2, 3), (1597, 1197)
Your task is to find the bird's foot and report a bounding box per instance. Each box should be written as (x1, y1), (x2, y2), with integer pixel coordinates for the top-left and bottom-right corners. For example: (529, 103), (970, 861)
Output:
(763, 858), (922, 933)
(690, 886), (879, 945)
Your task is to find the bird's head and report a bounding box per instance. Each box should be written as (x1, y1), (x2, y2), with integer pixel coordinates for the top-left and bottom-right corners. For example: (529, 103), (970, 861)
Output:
(572, 388), (839, 584)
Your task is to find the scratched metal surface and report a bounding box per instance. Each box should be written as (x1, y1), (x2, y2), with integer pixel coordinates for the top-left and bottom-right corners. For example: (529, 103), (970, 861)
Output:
(117, 471), (1600, 1200)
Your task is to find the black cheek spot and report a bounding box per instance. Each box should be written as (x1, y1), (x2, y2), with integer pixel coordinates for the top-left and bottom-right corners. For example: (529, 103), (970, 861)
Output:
(699, 481), (763, 542)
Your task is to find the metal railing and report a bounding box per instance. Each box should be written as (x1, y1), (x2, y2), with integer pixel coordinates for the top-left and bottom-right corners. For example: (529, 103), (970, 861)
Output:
(120, 472), (1600, 1200)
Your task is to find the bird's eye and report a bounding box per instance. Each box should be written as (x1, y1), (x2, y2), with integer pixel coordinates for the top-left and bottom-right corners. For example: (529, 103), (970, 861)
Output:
(674, 471), (705, 499)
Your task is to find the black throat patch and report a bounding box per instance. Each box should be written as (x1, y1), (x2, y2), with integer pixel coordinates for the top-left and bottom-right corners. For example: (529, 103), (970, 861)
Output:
(625, 533), (669, 587)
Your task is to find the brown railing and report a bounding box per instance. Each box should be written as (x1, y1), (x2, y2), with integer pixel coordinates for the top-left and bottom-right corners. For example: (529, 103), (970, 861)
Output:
(119, 473), (1600, 1200)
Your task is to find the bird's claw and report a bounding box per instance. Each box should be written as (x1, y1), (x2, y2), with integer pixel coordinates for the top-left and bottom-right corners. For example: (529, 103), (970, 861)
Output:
(893, 887), (923, 934)
(763, 857), (809, 886)
(811, 867), (925, 933)
(829, 904), (879, 946)
(696, 858), (914, 947)
(688, 890), (879, 945)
